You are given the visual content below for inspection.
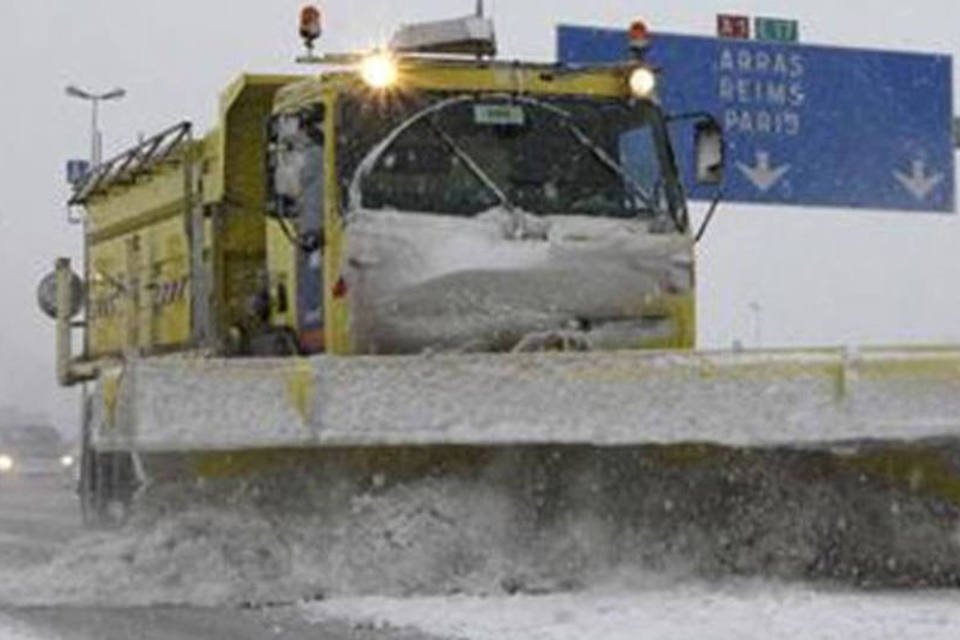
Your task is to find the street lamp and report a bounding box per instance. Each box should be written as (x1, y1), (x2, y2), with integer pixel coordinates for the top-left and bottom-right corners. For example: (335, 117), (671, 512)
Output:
(65, 85), (126, 167)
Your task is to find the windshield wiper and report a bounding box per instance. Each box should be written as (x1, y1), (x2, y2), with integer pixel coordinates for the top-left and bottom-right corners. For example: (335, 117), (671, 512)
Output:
(423, 118), (518, 212)
(560, 120), (681, 232)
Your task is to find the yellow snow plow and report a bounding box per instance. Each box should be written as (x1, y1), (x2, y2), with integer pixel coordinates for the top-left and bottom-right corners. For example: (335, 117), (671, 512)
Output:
(40, 8), (960, 587)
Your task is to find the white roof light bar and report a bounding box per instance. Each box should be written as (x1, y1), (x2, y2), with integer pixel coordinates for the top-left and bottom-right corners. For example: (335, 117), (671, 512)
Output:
(390, 15), (496, 57)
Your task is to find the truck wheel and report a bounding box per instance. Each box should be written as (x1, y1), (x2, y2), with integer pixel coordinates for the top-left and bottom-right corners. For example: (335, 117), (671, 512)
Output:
(78, 398), (137, 528)
(79, 449), (137, 527)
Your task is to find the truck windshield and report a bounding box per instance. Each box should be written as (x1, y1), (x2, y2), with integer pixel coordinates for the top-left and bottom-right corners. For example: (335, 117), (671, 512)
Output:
(339, 91), (684, 224)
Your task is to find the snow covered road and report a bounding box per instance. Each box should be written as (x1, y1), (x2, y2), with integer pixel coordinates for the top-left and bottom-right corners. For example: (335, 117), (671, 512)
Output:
(6, 586), (960, 640)
(3, 472), (960, 639)
(0, 476), (442, 639)
(0, 606), (448, 640)
(0, 613), (54, 640)
(303, 583), (960, 640)
(0, 474), (81, 572)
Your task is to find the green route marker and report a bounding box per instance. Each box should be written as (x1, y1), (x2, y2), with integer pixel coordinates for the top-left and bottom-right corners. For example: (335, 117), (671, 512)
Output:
(755, 17), (799, 43)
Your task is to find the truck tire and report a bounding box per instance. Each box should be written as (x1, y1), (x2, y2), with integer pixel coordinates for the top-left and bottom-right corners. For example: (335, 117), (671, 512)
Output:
(78, 397), (137, 528)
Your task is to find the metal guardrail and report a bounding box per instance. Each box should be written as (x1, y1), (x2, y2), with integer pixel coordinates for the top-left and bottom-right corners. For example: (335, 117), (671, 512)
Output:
(69, 121), (193, 205)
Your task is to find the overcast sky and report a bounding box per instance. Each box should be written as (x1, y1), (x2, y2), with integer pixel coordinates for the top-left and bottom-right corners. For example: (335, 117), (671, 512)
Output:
(2, 0), (960, 431)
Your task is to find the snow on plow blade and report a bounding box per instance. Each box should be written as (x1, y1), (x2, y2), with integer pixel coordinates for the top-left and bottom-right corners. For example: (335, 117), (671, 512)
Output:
(91, 346), (960, 453)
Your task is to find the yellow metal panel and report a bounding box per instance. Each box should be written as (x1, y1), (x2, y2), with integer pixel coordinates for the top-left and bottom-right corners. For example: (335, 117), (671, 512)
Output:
(642, 293), (696, 351)
(86, 202), (182, 245)
(265, 219), (296, 329)
(87, 214), (192, 357)
(201, 130), (223, 205)
(85, 163), (187, 238)
(210, 74), (306, 202)
(323, 91), (351, 355)
(213, 74), (304, 342)
(389, 63), (634, 97)
(143, 216), (192, 349)
(274, 62), (638, 114)
(88, 239), (125, 356)
(82, 136), (199, 357)
(285, 359), (316, 423)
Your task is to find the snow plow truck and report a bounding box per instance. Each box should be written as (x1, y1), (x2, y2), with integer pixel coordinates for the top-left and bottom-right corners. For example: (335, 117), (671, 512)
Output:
(38, 6), (960, 585)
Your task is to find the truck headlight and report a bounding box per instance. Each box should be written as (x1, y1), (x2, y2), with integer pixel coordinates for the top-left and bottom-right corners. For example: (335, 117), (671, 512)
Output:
(0, 454), (13, 473)
(60, 454), (75, 468)
(629, 67), (657, 99)
(360, 54), (398, 89)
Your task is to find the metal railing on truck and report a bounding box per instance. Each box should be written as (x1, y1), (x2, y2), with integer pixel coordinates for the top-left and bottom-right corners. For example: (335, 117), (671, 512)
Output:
(69, 121), (193, 206)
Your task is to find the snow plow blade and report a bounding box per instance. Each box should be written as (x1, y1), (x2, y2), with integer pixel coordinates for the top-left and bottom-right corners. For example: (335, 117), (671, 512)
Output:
(81, 347), (960, 588)
(91, 346), (960, 453)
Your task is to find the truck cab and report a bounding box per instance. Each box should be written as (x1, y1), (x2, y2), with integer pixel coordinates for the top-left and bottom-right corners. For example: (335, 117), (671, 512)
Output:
(263, 15), (717, 356)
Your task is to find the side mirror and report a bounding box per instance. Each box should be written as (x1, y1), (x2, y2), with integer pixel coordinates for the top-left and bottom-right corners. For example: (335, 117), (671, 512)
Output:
(694, 119), (725, 185)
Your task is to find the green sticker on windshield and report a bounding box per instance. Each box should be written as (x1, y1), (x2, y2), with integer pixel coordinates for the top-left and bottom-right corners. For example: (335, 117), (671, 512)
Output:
(474, 104), (525, 126)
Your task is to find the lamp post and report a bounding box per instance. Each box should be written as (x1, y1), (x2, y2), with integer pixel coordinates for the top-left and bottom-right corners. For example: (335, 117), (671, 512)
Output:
(65, 85), (126, 167)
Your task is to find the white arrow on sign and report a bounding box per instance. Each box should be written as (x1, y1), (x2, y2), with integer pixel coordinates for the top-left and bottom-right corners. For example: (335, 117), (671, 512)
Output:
(737, 151), (791, 192)
(893, 159), (944, 201)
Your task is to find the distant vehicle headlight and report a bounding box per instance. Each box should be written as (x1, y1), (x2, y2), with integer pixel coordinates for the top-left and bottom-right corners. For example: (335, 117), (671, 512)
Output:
(60, 454), (75, 468)
(0, 454), (13, 473)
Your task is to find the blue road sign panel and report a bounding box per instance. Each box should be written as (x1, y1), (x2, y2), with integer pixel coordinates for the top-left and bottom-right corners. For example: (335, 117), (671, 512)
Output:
(66, 159), (90, 186)
(558, 26), (955, 213)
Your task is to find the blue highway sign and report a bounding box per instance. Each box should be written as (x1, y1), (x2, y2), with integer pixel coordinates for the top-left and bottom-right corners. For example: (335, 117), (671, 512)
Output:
(558, 26), (955, 213)
(66, 159), (90, 186)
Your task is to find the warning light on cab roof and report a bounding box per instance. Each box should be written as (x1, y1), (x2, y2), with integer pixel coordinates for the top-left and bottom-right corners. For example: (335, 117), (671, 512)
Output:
(300, 5), (323, 52)
(629, 19), (651, 54)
